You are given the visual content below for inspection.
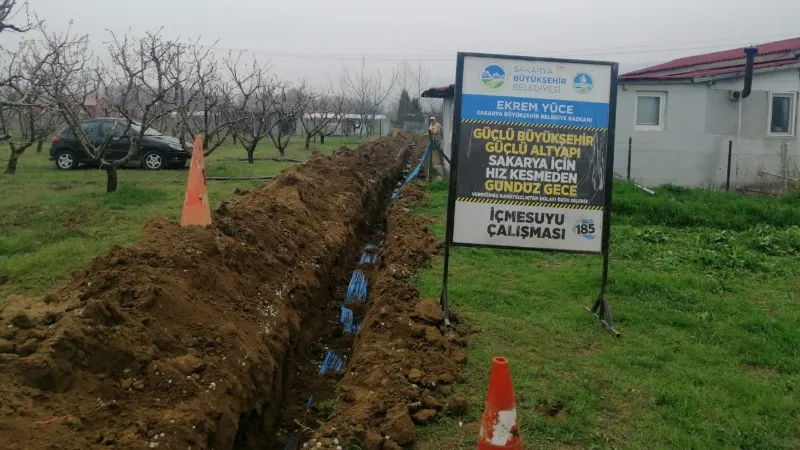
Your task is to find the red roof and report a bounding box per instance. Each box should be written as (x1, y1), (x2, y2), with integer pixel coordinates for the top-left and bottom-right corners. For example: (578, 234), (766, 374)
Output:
(621, 37), (800, 80)
(421, 85), (455, 98)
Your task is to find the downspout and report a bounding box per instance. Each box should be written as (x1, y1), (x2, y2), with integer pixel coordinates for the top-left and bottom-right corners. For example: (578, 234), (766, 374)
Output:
(734, 46), (758, 188)
(739, 47), (758, 99)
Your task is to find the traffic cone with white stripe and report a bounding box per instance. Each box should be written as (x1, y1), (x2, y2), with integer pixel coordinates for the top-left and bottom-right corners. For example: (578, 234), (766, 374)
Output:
(478, 357), (522, 449)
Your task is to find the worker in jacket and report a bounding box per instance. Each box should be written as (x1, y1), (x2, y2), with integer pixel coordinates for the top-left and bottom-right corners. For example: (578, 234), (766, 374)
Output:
(427, 116), (448, 177)
(428, 116), (442, 148)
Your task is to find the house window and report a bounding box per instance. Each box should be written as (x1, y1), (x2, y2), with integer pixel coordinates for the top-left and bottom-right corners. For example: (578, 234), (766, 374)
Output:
(768, 93), (796, 135)
(635, 92), (666, 131)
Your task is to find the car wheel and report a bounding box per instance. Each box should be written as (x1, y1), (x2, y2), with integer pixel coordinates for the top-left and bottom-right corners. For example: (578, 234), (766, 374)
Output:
(141, 150), (164, 170)
(55, 151), (77, 170)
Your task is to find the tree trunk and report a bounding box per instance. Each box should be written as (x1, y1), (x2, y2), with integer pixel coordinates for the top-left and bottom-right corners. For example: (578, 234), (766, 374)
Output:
(106, 165), (119, 193)
(247, 148), (255, 164)
(233, 134), (238, 146)
(36, 139), (44, 153)
(277, 146), (286, 157)
(320, 134), (325, 144)
(4, 151), (19, 174)
(305, 133), (312, 150)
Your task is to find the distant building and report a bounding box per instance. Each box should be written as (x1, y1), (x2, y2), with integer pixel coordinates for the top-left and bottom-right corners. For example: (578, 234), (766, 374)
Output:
(617, 37), (800, 189)
(82, 95), (104, 118)
(399, 113), (427, 134)
(298, 113), (391, 138)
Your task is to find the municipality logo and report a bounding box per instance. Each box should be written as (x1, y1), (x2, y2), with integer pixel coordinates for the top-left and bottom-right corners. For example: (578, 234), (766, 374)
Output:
(481, 64), (506, 90)
(572, 72), (594, 94)
(573, 218), (596, 240)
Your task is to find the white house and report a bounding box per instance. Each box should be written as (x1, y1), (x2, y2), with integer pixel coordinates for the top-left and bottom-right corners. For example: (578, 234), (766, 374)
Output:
(616, 37), (800, 190)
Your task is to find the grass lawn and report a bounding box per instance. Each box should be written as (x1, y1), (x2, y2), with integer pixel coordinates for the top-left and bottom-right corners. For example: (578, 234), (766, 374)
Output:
(414, 181), (800, 450)
(0, 136), (365, 300)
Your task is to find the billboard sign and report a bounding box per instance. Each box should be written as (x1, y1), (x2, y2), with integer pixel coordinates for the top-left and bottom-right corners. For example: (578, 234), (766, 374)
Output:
(447, 54), (617, 254)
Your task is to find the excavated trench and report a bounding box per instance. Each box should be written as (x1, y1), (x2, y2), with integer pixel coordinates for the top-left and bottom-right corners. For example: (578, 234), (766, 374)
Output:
(272, 181), (470, 450)
(0, 133), (428, 450)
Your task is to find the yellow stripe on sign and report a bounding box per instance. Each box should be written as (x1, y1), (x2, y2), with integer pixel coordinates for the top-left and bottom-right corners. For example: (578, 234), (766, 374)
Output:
(456, 197), (603, 210)
(459, 119), (608, 132)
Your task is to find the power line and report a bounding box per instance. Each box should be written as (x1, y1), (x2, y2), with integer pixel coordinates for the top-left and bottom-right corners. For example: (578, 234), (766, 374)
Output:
(208, 32), (798, 63)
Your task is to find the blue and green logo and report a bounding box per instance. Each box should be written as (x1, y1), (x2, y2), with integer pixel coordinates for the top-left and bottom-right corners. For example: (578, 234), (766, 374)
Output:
(572, 72), (594, 94)
(481, 64), (506, 90)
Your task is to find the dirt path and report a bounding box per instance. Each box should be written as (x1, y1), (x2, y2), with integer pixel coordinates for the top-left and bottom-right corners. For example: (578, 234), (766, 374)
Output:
(0, 134), (415, 449)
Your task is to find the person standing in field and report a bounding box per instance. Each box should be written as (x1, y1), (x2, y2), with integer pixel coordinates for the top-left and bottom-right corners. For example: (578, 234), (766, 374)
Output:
(428, 116), (442, 149)
(427, 116), (448, 177)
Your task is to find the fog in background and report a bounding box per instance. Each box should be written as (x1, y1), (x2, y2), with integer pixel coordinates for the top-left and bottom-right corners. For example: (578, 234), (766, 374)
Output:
(6, 0), (800, 94)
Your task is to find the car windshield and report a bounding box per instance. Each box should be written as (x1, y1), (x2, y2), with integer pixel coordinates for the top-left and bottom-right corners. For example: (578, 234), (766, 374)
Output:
(131, 123), (162, 136)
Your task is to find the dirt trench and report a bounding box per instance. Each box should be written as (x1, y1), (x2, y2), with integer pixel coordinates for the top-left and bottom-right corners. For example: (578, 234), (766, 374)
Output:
(275, 181), (472, 450)
(0, 133), (419, 449)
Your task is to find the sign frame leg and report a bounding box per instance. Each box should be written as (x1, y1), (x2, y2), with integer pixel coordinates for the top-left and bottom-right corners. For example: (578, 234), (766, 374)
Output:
(585, 61), (621, 337)
(586, 250), (620, 337)
(440, 242), (452, 326)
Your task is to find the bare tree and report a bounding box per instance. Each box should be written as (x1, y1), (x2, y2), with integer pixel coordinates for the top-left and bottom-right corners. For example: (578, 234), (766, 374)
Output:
(339, 57), (398, 137)
(425, 98), (444, 120)
(39, 28), (124, 181)
(227, 55), (279, 163)
(266, 82), (305, 156)
(34, 110), (60, 152)
(180, 45), (239, 156)
(41, 29), (186, 192)
(0, 0), (31, 34)
(167, 39), (214, 151)
(297, 87), (344, 149)
(398, 61), (412, 93)
(412, 58), (430, 100)
(0, 29), (64, 173)
(98, 30), (187, 191)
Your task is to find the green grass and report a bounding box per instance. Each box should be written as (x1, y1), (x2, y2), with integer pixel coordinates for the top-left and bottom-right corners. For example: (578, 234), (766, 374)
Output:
(414, 181), (800, 450)
(0, 136), (365, 299)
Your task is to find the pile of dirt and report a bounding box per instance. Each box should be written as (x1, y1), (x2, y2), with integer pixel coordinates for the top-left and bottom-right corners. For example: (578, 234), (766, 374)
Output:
(0, 133), (415, 450)
(300, 182), (471, 449)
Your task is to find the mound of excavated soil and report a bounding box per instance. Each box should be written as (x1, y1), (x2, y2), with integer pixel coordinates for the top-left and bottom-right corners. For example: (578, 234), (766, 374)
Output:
(0, 133), (415, 450)
(302, 182), (471, 449)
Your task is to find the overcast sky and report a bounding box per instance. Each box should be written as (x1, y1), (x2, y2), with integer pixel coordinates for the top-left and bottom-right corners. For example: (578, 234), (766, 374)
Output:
(9, 0), (800, 89)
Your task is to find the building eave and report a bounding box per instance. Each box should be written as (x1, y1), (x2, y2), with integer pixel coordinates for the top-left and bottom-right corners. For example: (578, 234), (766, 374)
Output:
(618, 78), (694, 85)
(692, 62), (800, 83)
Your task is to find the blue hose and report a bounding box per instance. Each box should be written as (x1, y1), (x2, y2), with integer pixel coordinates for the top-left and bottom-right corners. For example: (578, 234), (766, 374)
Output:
(340, 306), (361, 334)
(283, 432), (296, 450)
(344, 269), (368, 303)
(392, 143), (431, 200)
(319, 350), (346, 375)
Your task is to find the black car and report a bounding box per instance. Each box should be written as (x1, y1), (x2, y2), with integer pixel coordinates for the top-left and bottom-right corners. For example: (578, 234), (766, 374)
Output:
(49, 118), (192, 170)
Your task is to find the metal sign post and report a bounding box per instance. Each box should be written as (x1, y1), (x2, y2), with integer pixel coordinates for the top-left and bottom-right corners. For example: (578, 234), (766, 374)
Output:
(440, 52), (620, 336)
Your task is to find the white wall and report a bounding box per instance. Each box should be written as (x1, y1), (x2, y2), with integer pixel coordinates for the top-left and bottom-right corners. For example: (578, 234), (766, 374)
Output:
(615, 83), (722, 187)
(615, 68), (800, 189)
(712, 68), (800, 92)
(442, 98), (454, 171)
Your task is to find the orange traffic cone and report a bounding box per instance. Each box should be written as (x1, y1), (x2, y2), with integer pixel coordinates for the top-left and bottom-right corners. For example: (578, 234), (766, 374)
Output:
(478, 357), (522, 449)
(180, 136), (212, 227)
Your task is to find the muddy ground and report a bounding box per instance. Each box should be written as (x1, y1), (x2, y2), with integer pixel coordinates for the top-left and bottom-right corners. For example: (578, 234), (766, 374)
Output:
(278, 181), (472, 450)
(0, 133), (416, 449)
